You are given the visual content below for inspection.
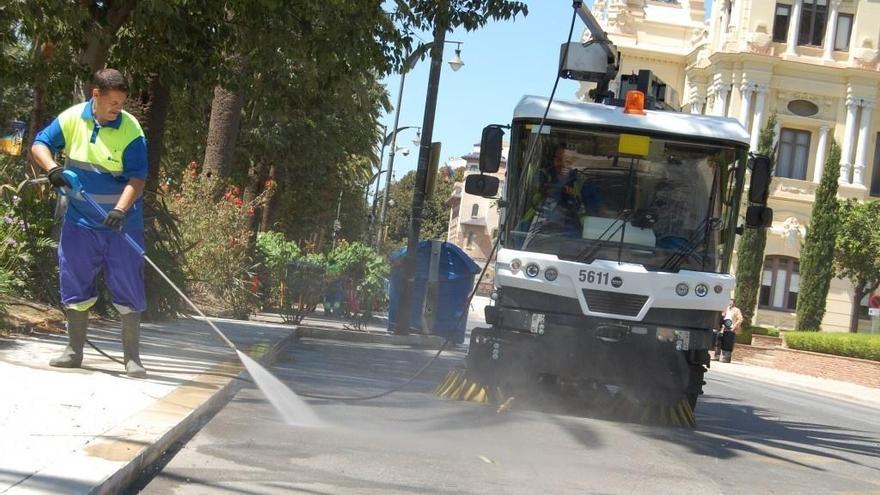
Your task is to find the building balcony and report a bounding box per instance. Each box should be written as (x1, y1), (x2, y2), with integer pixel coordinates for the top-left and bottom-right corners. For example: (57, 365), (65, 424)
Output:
(460, 216), (487, 227)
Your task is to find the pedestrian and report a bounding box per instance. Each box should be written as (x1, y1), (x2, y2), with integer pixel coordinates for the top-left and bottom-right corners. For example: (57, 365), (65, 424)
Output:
(716, 298), (743, 363)
(30, 68), (149, 378)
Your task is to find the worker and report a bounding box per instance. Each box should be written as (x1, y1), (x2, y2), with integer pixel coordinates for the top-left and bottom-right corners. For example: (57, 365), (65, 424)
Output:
(30, 69), (149, 378)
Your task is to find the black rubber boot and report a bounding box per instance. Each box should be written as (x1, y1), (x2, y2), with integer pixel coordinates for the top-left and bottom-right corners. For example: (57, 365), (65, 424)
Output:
(50, 309), (88, 368)
(122, 312), (147, 378)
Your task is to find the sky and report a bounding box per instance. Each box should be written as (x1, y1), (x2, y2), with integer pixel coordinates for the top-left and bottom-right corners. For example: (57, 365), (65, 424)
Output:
(377, 1), (586, 180)
(377, 0), (714, 181)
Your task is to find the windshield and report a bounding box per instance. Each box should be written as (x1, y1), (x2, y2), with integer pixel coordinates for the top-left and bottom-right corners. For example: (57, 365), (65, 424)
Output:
(506, 125), (740, 273)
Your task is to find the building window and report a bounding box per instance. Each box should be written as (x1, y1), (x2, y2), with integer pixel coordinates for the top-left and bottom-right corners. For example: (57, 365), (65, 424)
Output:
(798, 0), (828, 47)
(466, 232), (476, 249)
(777, 128), (811, 180)
(471, 204), (479, 218)
(760, 256), (800, 311)
(834, 13), (853, 51)
(773, 4), (791, 42)
(872, 132), (880, 197)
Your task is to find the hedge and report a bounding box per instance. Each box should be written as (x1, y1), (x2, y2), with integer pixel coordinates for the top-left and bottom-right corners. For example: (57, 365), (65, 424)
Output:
(784, 332), (880, 362)
(735, 325), (781, 345)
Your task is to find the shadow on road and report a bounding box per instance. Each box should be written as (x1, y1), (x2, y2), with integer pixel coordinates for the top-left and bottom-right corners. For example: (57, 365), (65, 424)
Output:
(641, 394), (880, 471)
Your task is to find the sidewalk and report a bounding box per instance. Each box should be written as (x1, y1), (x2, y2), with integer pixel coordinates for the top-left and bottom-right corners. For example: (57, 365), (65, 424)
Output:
(0, 316), (294, 495)
(708, 360), (880, 408)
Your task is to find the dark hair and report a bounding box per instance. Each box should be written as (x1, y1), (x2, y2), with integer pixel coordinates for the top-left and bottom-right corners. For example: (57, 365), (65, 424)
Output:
(92, 68), (129, 93)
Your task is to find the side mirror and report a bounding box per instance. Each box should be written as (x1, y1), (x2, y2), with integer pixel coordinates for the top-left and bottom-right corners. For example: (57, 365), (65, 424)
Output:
(748, 154), (772, 205)
(479, 125), (505, 173)
(745, 205), (773, 229)
(465, 174), (499, 197)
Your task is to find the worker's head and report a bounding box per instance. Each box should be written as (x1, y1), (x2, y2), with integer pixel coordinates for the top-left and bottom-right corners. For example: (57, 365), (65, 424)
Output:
(90, 69), (129, 125)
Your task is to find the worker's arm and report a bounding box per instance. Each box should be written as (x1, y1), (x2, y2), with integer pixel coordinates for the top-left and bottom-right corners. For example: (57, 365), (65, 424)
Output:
(30, 143), (60, 172)
(115, 178), (145, 213)
(30, 117), (66, 172)
(117, 134), (148, 212)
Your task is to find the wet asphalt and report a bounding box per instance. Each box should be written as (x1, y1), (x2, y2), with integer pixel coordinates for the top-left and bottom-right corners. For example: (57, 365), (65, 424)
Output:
(138, 335), (880, 495)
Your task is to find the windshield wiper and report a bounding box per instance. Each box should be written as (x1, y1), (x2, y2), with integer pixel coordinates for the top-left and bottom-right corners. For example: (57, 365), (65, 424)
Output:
(659, 216), (719, 272)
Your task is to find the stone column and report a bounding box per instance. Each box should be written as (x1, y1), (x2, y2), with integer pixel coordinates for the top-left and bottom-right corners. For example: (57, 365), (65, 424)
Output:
(786, 0), (804, 56)
(813, 125), (831, 182)
(713, 83), (730, 116)
(717, 0), (731, 52)
(823, 0), (841, 61)
(738, 81), (754, 128)
(853, 99), (875, 186)
(840, 95), (860, 183)
(750, 84), (768, 151)
(690, 95), (706, 114)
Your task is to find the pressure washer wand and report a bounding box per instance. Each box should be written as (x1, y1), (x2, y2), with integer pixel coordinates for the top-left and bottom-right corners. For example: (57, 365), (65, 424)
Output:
(77, 189), (237, 349)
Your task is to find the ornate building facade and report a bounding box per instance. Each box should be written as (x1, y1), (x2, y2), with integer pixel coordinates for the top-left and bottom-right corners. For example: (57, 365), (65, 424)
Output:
(590, 0), (878, 331)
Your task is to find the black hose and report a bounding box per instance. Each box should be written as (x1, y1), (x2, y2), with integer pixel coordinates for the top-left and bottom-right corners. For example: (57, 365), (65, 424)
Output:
(294, 236), (500, 401)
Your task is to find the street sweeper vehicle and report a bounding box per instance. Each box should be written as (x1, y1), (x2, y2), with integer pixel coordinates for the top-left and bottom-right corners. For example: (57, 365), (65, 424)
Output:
(435, 1), (774, 424)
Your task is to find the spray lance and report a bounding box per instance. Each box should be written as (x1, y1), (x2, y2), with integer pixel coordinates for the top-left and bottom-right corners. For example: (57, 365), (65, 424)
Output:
(44, 170), (321, 427)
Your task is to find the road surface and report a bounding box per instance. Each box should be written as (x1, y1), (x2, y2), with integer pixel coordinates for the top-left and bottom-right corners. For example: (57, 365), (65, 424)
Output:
(138, 336), (880, 494)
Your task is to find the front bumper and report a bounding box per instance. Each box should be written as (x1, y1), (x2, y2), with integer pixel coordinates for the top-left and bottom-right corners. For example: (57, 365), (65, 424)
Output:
(467, 308), (712, 403)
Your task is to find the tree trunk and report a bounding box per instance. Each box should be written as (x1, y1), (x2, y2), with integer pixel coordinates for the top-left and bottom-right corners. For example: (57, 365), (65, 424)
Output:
(75, 0), (138, 98)
(202, 85), (244, 187)
(127, 75), (171, 203)
(260, 164), (280, 232)
(850, 283), (868, 333)
(243, 161), (268, 233)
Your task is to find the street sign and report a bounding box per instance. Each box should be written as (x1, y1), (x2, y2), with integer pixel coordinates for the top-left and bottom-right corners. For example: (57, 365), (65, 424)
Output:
(870, 308), (880, 317)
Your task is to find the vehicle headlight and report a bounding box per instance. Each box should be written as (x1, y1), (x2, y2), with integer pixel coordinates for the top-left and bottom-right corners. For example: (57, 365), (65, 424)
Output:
(695, 283), (709, 297)
(544, 267), (558, 281)
(675, 282), (689, 297)
(525, 263), (540, 278)
(510, 259), (522, 273)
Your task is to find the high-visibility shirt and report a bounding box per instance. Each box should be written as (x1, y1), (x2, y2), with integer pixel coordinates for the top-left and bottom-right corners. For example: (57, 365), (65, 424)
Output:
(35, 100), (148, 232)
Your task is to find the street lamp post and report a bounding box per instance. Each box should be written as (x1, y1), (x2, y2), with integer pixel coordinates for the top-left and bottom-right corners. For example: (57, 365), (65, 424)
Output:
(371, 127), (417, 243)
(393, 18), (466, 334)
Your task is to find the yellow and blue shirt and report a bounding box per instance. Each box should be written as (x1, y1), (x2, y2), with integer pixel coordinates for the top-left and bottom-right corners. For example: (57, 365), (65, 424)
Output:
(35, 100), (148, 232)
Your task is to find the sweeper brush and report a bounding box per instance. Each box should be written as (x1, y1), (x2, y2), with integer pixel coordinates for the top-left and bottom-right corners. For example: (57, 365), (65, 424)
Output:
(433, 368), (697, 427)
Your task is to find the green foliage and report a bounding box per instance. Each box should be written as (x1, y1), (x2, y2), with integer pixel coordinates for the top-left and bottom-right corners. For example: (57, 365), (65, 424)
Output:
(735, 325), (781, 344)
(834, 199), (880, 332)
(785, 331), (880, 362)
(384, 169), (456, 251)
(167, 170), (262, 319)
(326, 241), (390, 328)
(0, 158), (57, 302)
(796, 140), (842, 331)
(255, 231), (302, 311)
(734, 113), (776, 324)
(142, 192), (188, 321)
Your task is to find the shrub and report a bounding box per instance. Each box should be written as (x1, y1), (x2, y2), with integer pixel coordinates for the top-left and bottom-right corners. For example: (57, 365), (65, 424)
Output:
(325, 241), (389, 330)
(167, 165), (262, 319)
(0, 176), (57, 303)
(784, 332), (880, 362)
(735, 325), (781, 344)
(255, 231), (302, 307)
(255, 232), (328, 324)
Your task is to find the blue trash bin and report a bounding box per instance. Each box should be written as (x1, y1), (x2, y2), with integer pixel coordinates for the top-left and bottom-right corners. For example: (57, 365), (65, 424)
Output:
(388, 240), (481, 343)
